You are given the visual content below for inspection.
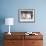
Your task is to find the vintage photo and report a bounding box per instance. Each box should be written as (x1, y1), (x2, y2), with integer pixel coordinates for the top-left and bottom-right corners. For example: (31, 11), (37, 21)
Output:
(18, 9), (35, 23)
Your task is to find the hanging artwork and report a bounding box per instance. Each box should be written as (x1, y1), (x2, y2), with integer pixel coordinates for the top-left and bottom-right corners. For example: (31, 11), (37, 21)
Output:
(18, 9), (35, 23)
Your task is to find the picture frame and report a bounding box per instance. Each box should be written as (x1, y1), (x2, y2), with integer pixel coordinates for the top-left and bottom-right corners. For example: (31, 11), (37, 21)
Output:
(18, 9), (35, 23)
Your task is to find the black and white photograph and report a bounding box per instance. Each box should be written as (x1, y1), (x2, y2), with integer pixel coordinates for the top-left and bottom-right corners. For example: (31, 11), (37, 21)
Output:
(18, 9), (35, 23)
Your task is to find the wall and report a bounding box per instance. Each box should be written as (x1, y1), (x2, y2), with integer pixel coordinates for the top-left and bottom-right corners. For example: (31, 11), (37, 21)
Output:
(0, 0), (46, 32)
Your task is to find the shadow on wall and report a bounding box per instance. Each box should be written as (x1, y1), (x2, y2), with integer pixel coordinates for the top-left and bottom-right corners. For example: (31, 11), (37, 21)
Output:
(0, 16), (5, 46)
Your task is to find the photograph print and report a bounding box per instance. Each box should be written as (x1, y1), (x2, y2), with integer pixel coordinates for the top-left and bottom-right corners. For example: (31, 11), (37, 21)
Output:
(18, 9), (35, 23)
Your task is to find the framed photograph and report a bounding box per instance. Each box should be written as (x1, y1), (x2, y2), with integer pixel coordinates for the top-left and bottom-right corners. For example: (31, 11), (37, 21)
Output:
(18, 9), (35, 23)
